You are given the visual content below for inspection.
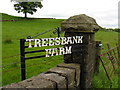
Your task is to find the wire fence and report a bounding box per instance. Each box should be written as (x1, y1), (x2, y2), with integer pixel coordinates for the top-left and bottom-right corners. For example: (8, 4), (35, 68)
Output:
(2, 54), (20, 59)
(2, 62), (47, 73)
(98, 43), (120, 88)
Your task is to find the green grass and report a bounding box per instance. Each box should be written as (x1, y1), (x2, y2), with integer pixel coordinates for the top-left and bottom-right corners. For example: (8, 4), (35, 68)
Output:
(93, 29), (119, 88)
(2, 13), (119, 88)
(2, 13), (64, 86)
(92, 60), (119, 88)
(95, 29), (118, 48)
(1, 13), (25, 20)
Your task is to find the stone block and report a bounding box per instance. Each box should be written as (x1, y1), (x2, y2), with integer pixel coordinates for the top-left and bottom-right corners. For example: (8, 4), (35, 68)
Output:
(84, 78), (92, 88)
(82, 60), (95, 73)
(72, 53), (83, 63)
(61, 14), (100, 32)
(57, 63), (80, 87)
(48, 67), (75, 88)
(64, 54), (72, 63)
(2, 83), (25, 89)
(39, 73), (66, 89)
(18, 76), (55, 89)
(80, 69), (94, 88)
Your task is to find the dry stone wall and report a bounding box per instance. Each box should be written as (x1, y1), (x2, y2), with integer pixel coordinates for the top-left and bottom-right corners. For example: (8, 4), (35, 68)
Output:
(2, 63), (80, 90)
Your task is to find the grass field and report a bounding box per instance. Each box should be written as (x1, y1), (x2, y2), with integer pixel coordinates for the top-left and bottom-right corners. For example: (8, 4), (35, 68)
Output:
(1, 13), (119, 88)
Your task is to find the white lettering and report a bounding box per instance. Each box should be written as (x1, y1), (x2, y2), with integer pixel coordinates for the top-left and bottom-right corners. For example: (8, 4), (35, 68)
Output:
(26, 39), (34, 48)
(54, 48), (59, 56)
(49, 38), (55, 46)
(65, 46), (72, 54)
(51, 48), (58, 56)
(77, 36), (83, 43)
(45, 49), (51, 57)
(55, 37), (60, 45)
(45, 46), (72, 57)
(61, 37), (67, 45)
(26, 36), (83, 48)
(72, 36), (78, 44)
(34, 39), (41, 47)
(59, 47), (66, 55)
(66, 37), (73, 44)
(42, 38), (48, 46)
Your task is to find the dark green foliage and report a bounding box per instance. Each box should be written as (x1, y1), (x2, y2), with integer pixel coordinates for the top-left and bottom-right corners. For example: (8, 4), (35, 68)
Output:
(3, 39), (13, 44)
(12, 2), (43, 18)
(102, 27), (120, 32)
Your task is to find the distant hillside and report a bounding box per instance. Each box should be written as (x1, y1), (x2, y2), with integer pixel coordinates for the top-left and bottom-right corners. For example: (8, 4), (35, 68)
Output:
(1, 13), (24, 20)
(0, 13), (56, 21)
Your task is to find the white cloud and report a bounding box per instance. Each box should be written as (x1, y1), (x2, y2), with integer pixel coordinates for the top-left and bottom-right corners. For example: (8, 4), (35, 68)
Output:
(0, 0), (119, 28)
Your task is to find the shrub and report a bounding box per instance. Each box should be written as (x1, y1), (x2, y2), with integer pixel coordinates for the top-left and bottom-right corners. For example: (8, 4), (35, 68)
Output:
(4, 39), (13, 44)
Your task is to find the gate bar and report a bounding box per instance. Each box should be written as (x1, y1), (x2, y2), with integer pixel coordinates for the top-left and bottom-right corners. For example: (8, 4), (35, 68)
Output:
(99, 56), (111, 81)
(20, 39), (26, 80)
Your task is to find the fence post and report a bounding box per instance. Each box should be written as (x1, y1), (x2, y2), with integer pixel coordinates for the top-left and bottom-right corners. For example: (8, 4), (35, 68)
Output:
(107, 43), (112, 55)
(95, 41), (102, 74)
(107, 43), (117, 73)
(61, 14), (100, 88)
(20, 39), (26, 80)
(116, 43), (120, 57)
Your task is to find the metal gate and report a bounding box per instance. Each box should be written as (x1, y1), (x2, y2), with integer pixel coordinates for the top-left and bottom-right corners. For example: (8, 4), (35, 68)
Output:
(98, 44), (120, 88)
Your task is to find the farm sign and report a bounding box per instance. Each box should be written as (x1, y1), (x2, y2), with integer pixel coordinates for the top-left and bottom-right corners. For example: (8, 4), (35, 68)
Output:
(26, 36), (83, 57)
(20, 35), (83, 80)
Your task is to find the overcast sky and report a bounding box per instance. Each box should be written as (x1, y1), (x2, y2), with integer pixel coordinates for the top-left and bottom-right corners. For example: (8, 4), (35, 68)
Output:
(0, 0), (120, 28)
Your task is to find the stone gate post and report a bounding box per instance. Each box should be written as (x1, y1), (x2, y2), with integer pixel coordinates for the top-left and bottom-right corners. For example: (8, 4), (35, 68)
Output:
(61, 14), (100, 88)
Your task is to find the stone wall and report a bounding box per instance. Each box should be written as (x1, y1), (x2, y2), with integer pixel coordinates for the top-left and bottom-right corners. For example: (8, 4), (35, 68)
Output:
(2, 63), (80, 90)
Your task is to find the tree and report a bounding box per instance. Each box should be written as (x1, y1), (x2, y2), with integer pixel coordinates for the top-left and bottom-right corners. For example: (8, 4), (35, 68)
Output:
(12, 1), (43, 18)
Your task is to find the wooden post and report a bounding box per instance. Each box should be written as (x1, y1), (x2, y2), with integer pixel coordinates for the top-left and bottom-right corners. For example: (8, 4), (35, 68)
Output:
(95, 41), (102, 74)
(107, 43), (112, 55)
